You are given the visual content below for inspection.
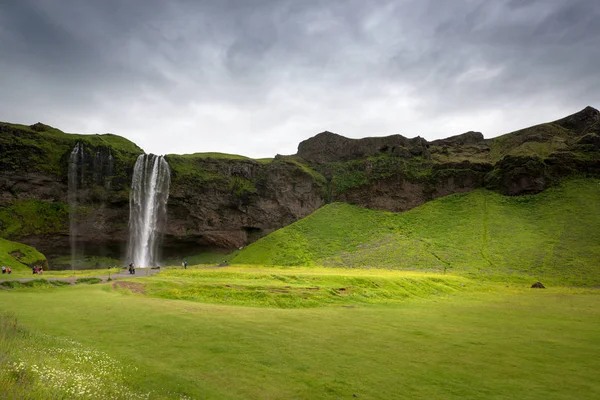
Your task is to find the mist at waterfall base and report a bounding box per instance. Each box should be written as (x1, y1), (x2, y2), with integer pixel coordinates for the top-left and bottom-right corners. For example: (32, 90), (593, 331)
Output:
(127, 154), (171, 268)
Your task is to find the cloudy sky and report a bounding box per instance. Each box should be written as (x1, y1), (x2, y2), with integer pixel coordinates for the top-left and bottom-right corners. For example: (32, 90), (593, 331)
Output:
(1, 0), (599, 157)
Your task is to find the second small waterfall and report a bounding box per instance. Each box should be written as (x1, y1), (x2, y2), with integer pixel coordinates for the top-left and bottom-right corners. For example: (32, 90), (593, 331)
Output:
(68, 142), (84, 269)
(127, 154), (171, 268)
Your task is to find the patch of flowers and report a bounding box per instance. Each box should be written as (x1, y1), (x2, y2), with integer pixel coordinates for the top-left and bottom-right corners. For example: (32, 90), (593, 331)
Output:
(7, 334), (151, 399)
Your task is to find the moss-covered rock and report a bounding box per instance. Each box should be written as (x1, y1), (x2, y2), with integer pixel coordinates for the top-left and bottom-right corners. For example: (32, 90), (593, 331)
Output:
(0, 237), (48, 270)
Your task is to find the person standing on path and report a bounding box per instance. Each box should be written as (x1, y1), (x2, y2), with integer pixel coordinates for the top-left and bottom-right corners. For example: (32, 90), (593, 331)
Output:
(182, 260), (187, 270)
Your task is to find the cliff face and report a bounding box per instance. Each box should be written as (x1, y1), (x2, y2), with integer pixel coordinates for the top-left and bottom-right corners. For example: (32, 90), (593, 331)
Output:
(300, 107), (600, 211)
(0, 123), (142, 262)
(0, 123), (326, 263)
(163, 155), (326, 254)
(1, 106), (599, 266)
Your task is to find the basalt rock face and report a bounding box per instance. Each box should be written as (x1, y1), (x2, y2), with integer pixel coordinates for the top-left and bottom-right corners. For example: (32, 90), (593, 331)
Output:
(332, 161), (493, 212)
(297, 131), (431, 164)
(1, 107), (600, 264)
(0, 123), (141, 263)
(162, 155), (326, 255)
(0, 122), (327, 264)
(299, 107), (600, 207)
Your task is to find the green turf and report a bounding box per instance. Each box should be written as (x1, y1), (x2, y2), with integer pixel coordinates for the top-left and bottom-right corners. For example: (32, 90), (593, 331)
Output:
(0, 238), (47, 271)
(135, 267), (477, 308)
(0, 274), (598, 399)
(231, 178), (600, 286)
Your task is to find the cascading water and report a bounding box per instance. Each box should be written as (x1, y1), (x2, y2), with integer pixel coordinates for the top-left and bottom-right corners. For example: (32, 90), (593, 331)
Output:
(68, 142), (84, 269)
(105, 149), (114, 190)
(127, 154), (171, 268)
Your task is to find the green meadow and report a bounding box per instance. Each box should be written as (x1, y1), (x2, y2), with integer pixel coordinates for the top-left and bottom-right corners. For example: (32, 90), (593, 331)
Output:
(1, 178), (600, 399)
(1, 271), (599, 399)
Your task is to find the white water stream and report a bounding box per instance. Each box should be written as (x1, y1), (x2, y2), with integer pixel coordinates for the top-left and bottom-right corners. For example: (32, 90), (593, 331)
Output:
(127, 154), (171, 268)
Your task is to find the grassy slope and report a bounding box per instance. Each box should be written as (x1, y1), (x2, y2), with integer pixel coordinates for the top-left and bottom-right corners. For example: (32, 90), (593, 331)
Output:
(232, 178), (600, 285)
(1, 282), (598, 399)
(0, 238), (47, 270)
(489, 122), (571, 162)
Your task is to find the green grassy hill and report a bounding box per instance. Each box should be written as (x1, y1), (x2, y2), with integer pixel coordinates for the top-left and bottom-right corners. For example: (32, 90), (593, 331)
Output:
(232, 178), (600, 285)
(0, 238), (47, 271)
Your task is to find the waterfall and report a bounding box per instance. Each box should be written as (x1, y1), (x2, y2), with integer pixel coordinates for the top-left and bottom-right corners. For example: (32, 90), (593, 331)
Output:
(105, 149), (114, 190)
(68, 142), (83, 269)
(127, 154), (171, 268)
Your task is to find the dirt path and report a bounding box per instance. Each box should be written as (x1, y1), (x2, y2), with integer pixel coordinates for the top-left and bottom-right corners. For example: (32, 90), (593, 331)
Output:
(0, 267), (161, 285)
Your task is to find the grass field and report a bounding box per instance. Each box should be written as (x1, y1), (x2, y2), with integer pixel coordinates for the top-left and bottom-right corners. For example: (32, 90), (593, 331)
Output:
(231, 179), (600, 286)
(1, 267), (599, 399)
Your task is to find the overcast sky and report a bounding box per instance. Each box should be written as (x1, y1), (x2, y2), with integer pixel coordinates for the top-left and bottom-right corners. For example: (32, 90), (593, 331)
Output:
(1, 0), (599, 157)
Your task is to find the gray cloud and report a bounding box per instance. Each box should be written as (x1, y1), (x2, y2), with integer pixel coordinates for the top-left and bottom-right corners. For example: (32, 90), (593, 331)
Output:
(1, 0), (599, 157)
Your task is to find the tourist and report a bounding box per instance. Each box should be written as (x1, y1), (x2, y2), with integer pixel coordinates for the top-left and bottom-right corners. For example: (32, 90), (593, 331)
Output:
(1, 266), (5, 274)
(6, 267), (11, 274)
(32, 266), (38, 274)
(129, 263), (135, 275)
(182, 260), (187, 270)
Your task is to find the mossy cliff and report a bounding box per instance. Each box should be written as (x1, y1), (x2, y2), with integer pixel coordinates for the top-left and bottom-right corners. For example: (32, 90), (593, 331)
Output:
(298, 106), (600, 211)
(163, 153), (326, 251)
(0, 106), (599, 264)
(0, 123), (326, 262)
(0, 122), (143, 261)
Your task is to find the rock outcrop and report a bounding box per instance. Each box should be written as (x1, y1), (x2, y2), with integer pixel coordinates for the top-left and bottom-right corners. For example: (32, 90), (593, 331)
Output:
(297, 131), (430, 164)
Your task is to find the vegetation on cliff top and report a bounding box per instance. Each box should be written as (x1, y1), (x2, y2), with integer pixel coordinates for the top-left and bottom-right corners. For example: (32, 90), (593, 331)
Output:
(0, 122), (143, 179)
(166, 152), (326, 194)
(232, 178), (600, 286)
(325, 155), (434, 194)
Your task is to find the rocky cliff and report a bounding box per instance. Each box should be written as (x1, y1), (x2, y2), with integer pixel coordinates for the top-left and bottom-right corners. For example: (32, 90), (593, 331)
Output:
(1, 107), (599, 266)
(299, 106), (600, 210)
(0, 123), (326, 264)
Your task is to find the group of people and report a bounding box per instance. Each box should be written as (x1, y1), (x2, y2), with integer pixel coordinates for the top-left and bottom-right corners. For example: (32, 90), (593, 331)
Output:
(32, 266), (44, 274)
(1, 266), (12, 274)
(128, 263), (136, 274)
